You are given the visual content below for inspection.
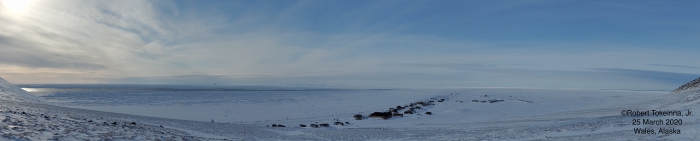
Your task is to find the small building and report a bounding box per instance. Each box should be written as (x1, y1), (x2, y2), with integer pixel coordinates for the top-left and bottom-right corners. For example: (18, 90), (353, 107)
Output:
(488, 99), (505, 103)
(320, 123), (330, 127)
(353, 114), (363, 120)
(369, 112), (393, 119)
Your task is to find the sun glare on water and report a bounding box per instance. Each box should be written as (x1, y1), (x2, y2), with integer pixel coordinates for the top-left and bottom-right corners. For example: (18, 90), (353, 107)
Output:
(21, 88), (39, 92)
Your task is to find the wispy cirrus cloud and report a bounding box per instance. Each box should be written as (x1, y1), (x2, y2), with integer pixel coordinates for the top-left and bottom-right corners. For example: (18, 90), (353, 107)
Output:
(649, 64), (698, 69)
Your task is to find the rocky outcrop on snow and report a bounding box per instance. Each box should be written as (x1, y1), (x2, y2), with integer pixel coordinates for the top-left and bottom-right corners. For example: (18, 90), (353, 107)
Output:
(0, 77), (44, 103)
(672, 77), (700, 93)
(657, 77), (700, 109)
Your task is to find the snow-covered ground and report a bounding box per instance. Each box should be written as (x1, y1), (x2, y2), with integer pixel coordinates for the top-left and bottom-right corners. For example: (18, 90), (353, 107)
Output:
(5, 78), (700, 140)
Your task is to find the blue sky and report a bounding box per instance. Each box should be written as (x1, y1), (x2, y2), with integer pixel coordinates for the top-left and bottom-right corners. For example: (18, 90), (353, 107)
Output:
(0, 0), (698, 90)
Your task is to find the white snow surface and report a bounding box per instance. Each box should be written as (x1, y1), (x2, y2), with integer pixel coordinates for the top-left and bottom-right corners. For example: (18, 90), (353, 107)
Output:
(5, 78), (700, 140)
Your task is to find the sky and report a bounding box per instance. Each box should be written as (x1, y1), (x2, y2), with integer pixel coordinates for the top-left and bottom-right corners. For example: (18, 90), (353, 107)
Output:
(0, 0), (698, 90)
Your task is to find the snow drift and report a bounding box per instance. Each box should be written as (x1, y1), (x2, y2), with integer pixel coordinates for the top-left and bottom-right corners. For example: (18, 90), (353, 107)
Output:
(0, 77), (45, 103)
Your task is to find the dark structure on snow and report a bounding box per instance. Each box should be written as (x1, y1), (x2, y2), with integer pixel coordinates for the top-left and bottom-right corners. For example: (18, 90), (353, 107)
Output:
(369, 112), (393, 119)
(354, 114), (363, 120)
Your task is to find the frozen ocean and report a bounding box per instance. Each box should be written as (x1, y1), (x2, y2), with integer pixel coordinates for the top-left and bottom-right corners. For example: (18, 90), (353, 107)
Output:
(3, 80), (700, 140)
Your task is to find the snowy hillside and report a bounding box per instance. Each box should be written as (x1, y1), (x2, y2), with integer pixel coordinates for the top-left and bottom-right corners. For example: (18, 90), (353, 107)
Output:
(673, 77), (700, 93)
(0, 77), (44, 103)
(1, 78), (227, 140)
